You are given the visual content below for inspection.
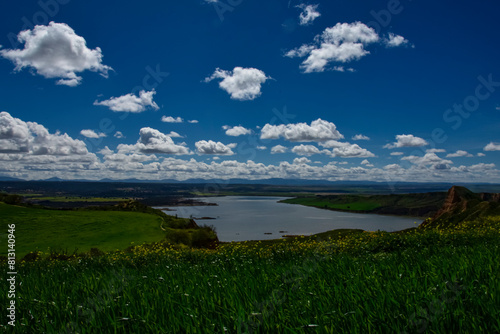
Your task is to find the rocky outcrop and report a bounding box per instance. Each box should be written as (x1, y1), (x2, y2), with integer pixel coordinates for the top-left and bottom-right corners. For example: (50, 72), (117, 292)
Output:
(420, 186), (500, 229)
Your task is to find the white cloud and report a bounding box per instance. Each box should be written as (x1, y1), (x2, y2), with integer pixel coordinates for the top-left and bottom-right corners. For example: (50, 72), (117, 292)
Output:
(204, 67), (271, 101)
(390, 152), (404, 156)
(195, 140), (235, 155)
(293, 157), (312, 164)
(271, 145), (288, 154)
(296, 4), (321, 26)
(477, 152), (486, 157)
(0, 112), (88, 155)
(332, 66), (355, 72)
(162, 116), (183, 123)
(291, 144), (322, 156)
(484, 142), (500, 151)
(446, 150), (473, 158)
(331, 143), (375, 158)
(361, 159), (374, 167)
(285, 22), (408, 73)
(117, 127), (190, 155)
(319, 140), (350, 148)
(188, 120), (199, 124)
(426, 148), (446, 153)
(3, 115), (499, 182)
(94, 90), (159, 113)
(114, 131), (125, 139)
(223, 125), (252, 136)
(80, 129), (106, 139)
(352, 134), (370, 141)
(384, 134), (428, 149)
(385, 33), (409, 47)
(402, 153), (452, 167)
(0, 22), (112, 86)
(285, 22), (409, 73)
(257, 146), (267, 150)
(261, 119), (343, 142)
(166, 131), (183, 138)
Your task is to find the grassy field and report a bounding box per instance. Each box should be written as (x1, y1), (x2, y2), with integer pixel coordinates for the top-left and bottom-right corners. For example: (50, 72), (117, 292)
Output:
(282, 197), (382, 211)
(0, 203), (166, 256)
(281, 192), (446, 217)
(1, 217), (499, 333)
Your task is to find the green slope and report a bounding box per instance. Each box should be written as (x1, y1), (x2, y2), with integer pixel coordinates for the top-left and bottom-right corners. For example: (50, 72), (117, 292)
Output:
(281, 192), (446, 217)
(423, 186), (500, 228)
(0, 202), (166, 257)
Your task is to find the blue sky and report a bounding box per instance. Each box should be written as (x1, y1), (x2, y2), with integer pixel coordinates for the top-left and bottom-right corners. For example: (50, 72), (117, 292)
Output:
(0, 0), (499, 182)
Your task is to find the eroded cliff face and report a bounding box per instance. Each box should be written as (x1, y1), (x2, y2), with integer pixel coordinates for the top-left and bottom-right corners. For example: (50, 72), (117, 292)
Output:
(432, 186), (474, 218)
(421, 186), (500, 228)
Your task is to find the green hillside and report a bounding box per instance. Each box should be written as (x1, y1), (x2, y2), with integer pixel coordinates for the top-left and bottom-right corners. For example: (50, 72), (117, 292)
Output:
(281, 192), (446, 217)
(422, 186), (500, 228)
(0, 202), (167, 257)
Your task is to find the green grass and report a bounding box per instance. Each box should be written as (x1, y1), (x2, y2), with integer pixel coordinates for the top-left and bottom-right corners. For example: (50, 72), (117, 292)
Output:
(2, 217), (499, 333)
(283, 197), (382, 211)
(281, 192), (446, 217)
(0, 203), (165, 257)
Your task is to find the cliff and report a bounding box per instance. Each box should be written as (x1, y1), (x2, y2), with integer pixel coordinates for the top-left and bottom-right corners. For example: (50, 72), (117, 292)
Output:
(420, 186), (500, 229)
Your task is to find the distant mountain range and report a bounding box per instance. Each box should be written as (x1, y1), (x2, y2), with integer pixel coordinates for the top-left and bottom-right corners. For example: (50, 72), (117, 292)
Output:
(1, 175), (499, 188)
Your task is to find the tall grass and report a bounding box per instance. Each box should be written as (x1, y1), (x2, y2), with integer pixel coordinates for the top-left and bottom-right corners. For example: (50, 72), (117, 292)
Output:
(2, 217), (499, 333)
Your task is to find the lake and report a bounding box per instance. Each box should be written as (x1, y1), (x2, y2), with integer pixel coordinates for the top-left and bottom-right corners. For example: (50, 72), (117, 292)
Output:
(161, 196), (422, 242)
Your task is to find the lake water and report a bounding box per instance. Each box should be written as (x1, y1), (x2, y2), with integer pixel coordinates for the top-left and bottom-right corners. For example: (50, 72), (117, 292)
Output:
(161, 196), (422, 242)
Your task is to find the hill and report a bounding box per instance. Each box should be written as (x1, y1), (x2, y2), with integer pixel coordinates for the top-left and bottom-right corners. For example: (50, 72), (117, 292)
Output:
(280, 191), (447, 217)
(420, 186), (500, 228)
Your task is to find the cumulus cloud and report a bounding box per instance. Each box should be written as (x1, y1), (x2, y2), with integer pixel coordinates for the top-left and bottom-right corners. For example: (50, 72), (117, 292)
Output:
(0, 22), (112, 86)
(402, 153), (452, 167)
(484, 142), (500, 151)
(80, 129), (106, 139)
(291, 144), (322, 156)
(352, 134), (370, 141)
(385, 33), (409, 47)
(271, 145), (288, 154)
(477, 152), (486, 157)
(94, 90), (159, 113)
(117, 127), (190, 155)
(260, 119), (343, 142)
(285, 22), (408, 73)
(285, 22), (409, 73)
(162, 116), (183, 123)
(0, 111), (91, 158)
(293, 157), (312, 164)
(195, 140), (235, 155)
(384, 134), (428, 149)
(114, 131), (125, 139)
(297, 4), (321, 25)
(361, 159), (374, 167)
(446, 150), (473, 158)
(204, 67), (271, 101)
(2, 114), (499, 182)
(222, 125), (252, 137)
(188, 120), (199, 124)
(390, 152), (404, 156)
(426, 148), (446, 153)
(257, 146), (267, 150)
(331, 143), (375, 158)
(319, 140), (350, 148)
